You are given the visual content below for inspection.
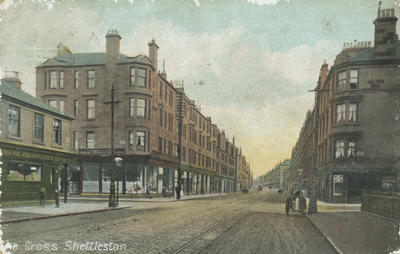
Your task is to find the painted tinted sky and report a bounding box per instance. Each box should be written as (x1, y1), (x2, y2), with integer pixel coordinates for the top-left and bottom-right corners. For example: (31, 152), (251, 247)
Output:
(0, 0), (395, 177)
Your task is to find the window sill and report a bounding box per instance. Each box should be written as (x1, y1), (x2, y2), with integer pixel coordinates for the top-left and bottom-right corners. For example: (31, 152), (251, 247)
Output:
(32, 140), (45, 146)
(52, 144), (63, 149)
(6, 135), (22, 142)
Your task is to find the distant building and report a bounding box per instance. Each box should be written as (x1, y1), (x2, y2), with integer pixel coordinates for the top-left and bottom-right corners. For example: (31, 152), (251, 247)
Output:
(291, 5), (400, 203)
(0, 72), (74, 202)
(35, 31), (251, 196)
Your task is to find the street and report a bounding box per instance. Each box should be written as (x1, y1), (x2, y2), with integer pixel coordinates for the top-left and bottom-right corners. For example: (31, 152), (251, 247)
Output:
(1, 190), (341, 254)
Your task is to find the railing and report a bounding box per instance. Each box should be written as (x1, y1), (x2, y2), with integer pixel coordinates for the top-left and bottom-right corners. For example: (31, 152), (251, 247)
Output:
(361, 189), (400, 220)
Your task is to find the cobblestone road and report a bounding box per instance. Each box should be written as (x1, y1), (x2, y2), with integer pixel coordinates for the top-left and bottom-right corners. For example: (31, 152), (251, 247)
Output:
(2, 191), (337, 254)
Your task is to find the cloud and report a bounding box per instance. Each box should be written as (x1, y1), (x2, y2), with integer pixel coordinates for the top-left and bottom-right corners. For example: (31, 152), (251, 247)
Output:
(0, 1), (343, 177)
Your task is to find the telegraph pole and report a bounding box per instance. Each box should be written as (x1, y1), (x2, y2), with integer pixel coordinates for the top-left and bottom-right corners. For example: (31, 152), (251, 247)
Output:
(308, 84), (326, 214)
(105, 84), (120, 207)
(175, 85), (186, 199)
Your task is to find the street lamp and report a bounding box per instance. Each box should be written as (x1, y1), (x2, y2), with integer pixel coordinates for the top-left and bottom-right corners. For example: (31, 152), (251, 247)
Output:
(114, 156), (123, 206)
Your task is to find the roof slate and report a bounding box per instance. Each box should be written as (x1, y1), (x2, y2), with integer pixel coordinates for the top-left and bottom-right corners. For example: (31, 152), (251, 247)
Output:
(0, 81), (73, 119)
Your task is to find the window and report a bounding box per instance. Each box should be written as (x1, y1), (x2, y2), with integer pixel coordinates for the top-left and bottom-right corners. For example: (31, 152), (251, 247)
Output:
(49, 71), (57, 88)
(137, 98), (146, 117)
(138, 68), (146, 87)
(53, 119), (62, 145)
(337, 71), (346, 91)
(130, 67), (135, 86)
(349, 103), (357, 122)
(158, 137), (163, 153)
(348, 141), (356, 157)
(333, 175), (344, 196)
(73, 131), (78, 151)
(49, 100), (57, 109)
(129, 98), (135, 117)
(86, 131), (95, 149)
(165, 86), (167, 101)
(336, 104), (345, 122)
(74, 71), (79, 88)
(7, 161), (42, 182)
(350, 70), (358, 89)
(183, 146), (186, 161)
(169, 93), (173, 106)
(88, 70), (95, 88)
(74, 100), (78, 117)
(34, 113), (44, 141)
(136, 131), (146, 151)
(8, 105), (20, 137)
(335, 140), (345, 158)
(159, 108), (163, 127)
(59, 71), (64, 88)
(160, 82), (162, 98)
(168, 113), (173, 131)
(59, 100), (65, 114)
(87, 99), (95, 119)
(168, 141), (172, 156)
(183, 124), (186, 139)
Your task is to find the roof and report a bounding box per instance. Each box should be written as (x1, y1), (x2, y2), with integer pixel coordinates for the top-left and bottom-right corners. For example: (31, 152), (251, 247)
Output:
(38, 52), (152, 67)
(0, 81), (73, 120)
(346, 41), (400, 63)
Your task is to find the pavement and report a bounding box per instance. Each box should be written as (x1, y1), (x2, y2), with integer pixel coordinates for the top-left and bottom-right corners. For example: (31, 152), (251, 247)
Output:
(304, 199), (400, 254)
(0, 192), (227, 224)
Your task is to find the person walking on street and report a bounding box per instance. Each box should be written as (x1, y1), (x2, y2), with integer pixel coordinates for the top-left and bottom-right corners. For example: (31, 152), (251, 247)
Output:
(55, 190), (60, 208)
(39, 187), (46, 206)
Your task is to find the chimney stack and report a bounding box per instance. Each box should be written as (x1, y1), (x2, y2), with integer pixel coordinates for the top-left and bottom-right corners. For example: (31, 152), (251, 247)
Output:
(374, 3), (398, 59)
(148, 39), (159, 71)
(106, 30), (121, 64)
(319, 60), (329, 84)
(2, 71), (22, 89)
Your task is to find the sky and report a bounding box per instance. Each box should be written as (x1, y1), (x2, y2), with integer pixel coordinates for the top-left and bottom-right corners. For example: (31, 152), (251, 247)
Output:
(0, 0), (396, 177)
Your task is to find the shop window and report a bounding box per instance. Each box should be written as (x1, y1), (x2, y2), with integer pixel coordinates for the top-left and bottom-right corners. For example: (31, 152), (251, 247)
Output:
(333, 175), (344, 196)
(7, 161), (42, 182)
(8, 105), (20, 137)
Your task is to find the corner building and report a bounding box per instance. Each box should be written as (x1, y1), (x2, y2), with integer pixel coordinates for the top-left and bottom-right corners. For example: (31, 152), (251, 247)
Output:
(36, 31), (249, 196)
(291, 7), (400, 203)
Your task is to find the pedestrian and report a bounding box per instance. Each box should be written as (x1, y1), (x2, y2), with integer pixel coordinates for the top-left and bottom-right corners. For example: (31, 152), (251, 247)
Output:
(55, 190), (60, 208)
(39, 187), (46, 206)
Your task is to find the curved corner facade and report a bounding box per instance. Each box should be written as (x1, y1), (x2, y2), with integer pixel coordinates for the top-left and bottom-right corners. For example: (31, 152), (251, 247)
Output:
(289, 7), (400, 203)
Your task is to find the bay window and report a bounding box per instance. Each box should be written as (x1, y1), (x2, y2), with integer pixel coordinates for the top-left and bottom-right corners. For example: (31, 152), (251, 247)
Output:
(335, 139), (345, 158)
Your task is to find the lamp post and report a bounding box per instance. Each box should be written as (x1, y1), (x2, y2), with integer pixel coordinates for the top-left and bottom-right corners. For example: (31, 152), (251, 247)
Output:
(114, 156), (123, 206)
(106, 84), (119, 208)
